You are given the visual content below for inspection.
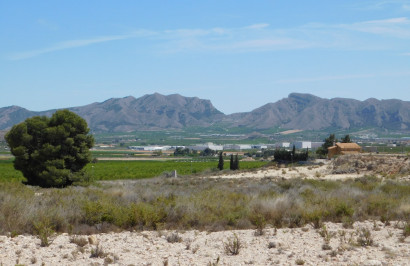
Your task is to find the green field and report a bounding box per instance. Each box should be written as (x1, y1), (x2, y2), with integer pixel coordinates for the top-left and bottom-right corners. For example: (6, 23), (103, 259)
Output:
(0, 159), (24, 182)
(0, 159), (267, 182)
(86, 160), (267, 180)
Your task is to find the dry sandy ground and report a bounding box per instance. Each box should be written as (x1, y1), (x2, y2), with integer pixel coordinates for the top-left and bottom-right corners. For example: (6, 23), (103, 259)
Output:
(1, 221), (409, 265)
(209, 155), (410, 181)
(208, 160), (356, 181)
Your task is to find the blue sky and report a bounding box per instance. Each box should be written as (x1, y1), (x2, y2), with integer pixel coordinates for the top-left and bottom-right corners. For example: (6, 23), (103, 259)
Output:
(1, 0), (410, 114)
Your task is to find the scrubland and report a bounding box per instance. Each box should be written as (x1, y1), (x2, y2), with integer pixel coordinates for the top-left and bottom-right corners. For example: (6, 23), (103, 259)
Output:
(0, 154), (409, 265)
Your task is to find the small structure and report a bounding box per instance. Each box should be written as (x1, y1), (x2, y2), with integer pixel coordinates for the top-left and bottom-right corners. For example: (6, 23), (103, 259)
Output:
(328, 142), (361, 159)
(294, 141), (312, 149)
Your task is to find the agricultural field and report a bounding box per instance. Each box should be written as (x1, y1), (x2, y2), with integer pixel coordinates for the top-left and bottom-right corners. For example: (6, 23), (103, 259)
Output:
(85, 159), (267, 181)
(0, 159), (23, 182)
(0, 157), (268, 182)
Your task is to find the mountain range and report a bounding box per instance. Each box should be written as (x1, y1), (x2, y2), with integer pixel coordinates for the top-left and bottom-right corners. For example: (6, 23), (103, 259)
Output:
(1, 93), (409, 132)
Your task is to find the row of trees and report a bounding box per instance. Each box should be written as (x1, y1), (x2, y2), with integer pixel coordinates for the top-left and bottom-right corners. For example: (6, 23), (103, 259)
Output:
(217, 152), (239, 171)
(273, 146), (309, 162)
(173, 147), (218, 157)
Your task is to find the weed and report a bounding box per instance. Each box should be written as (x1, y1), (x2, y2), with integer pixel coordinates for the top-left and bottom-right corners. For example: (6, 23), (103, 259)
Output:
(403, 222), (410, 237)
(90, 244), (106, 258)
(356, 227), (374, 247)
(224, 233), (242, 255)
(329, 250), (338, 257)
(207, 256), (220, 266)
(295, 259), (305, 265)
(33, 220), (55, 247)
(319, 225), (335, 244)
(166, 233), (182, 243)
(268, 242), (276, 249)
(322, 243), (332, 250)
(70, 236), (88, 247)
(250, 213), (266, 236)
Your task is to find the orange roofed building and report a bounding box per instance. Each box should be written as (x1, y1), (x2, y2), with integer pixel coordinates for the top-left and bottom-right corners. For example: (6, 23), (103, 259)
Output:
(327, 142), (361, 159)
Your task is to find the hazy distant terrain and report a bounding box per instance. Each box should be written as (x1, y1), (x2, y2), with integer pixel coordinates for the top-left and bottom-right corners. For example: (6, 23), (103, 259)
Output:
(1, 93), (409, 132)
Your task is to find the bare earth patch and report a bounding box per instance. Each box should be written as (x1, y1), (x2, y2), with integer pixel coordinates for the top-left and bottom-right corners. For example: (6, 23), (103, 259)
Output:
(1, 221), (409, 265)
(208, 154), (410, 181)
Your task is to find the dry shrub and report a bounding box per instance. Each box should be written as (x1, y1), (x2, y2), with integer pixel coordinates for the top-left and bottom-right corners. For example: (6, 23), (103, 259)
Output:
(224, 233), (242, 255)
(90, 244), (106, 258)
(356, 227), (374, 247)
(250, 195), (302, 228)
(166, 232), (182, 243)
(70, 236), (89, 247)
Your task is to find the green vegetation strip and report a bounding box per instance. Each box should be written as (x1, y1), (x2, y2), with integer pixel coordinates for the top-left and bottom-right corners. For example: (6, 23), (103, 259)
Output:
(85, 160), (267, 180)
(0, 159), (24, 182)
(0, 159), (267, 182)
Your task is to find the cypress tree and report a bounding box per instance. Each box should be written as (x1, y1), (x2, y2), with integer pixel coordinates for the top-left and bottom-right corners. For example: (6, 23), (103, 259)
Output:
(217, 152), (224, 170)
(234, 154), (239, 170)
(230, 154), (234, 170)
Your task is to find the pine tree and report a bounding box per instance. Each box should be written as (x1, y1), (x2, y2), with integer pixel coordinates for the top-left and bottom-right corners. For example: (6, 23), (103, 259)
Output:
(5, 110), (94, 188)
(341, 134), (351, 143)
(316, 133), (337, 156)
(217, 152), (224, 170)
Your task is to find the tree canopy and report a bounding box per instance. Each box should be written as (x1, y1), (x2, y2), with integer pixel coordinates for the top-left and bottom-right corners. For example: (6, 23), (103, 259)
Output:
(316, 133), (337, 156)
(217, 152), (224, 170)
(5, 110), (94, 187)
(341, 134), (351, 143)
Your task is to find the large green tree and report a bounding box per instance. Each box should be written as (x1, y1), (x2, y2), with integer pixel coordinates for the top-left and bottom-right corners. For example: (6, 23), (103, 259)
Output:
(316, 133), (337, 156)
(5, 110), (94, 187)
(341, 134), (351, 143)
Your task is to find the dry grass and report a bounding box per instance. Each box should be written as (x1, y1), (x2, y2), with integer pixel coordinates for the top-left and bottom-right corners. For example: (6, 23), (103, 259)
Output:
(0, 167), (409, 235)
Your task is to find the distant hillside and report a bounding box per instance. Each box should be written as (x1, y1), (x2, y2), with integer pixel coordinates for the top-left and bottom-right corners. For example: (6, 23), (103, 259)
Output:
(227, 93), (410, 130)
(69, 93), (224, 131)
(0, 93), (224, 132)
(0, 92), (409, 132)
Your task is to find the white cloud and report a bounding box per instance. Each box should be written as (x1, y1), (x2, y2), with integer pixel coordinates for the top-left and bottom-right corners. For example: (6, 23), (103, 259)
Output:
(244, 23), (270, 30)
(9, 30), (155, 60)
(342, 17), (410, 38)
(9, 16), (410, 60)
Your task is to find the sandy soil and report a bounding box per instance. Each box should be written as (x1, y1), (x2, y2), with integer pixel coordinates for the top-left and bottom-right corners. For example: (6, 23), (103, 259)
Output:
(208, 161), (356, 180)
(1, 221), (408, 265)
(209, 155), (410, 181)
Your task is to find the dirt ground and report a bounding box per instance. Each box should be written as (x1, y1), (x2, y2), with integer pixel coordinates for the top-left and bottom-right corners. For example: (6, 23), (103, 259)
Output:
(1, 221), (409, 265)
(208, 154), (410, 181)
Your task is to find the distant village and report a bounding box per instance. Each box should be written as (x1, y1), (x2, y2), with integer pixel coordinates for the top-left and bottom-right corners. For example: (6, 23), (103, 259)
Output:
(127, 141), (323, 153)
(126, 137), (410, 157)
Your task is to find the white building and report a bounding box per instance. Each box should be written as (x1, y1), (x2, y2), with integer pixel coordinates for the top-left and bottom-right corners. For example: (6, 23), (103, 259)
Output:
(129, 146), (171, 151)
(188, 142), (223, 151)
(279, 142), (290, 148)
(224, 144), (252, 150)
(294, 141), (312, 149)
(252, 144), (268, 149)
